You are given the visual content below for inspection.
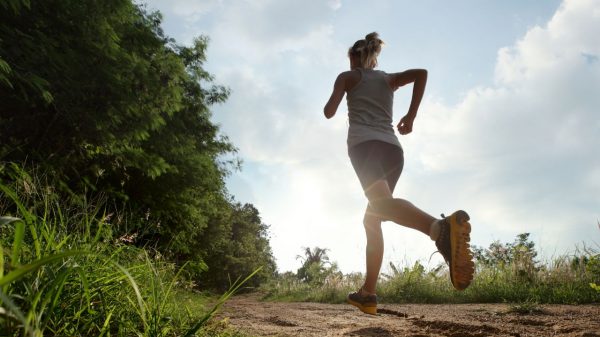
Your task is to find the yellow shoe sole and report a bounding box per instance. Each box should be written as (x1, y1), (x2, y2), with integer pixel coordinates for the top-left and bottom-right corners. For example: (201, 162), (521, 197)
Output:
(448, 210), (475, 291)
(347, 298), (377, 315)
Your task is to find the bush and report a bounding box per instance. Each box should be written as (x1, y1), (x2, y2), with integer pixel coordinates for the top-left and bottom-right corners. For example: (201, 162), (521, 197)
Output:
(264, 237), (600, 305)
(0, 168), (255, 336)
(0, 0), (280, 288)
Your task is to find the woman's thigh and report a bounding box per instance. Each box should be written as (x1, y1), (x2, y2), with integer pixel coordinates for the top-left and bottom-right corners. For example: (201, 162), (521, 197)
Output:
(348, 140), (404, 196)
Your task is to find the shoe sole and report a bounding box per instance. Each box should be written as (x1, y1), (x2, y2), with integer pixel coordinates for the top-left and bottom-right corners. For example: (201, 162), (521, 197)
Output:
(448, 210), (475, 291)
(347, 298), (377, 315)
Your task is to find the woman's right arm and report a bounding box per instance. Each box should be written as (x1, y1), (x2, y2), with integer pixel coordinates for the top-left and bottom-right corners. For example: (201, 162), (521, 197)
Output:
(390, 69), (428, 135)
(390, 69), (428, 90)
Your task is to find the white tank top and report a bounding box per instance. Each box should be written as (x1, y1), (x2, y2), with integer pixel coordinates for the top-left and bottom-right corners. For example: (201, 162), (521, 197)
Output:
(346, 68), (401, 149)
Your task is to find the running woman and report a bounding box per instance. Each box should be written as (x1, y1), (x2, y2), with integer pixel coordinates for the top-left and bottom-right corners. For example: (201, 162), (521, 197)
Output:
(323, 32), (474, 315)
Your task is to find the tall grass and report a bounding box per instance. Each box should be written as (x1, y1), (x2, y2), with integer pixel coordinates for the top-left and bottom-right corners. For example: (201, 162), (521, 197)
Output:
(263, 252), (600, 305)
(0, 165), (253, 336)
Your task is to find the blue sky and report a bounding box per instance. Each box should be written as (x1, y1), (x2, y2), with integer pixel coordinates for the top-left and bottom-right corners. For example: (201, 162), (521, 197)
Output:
(142, 0), (599, 273)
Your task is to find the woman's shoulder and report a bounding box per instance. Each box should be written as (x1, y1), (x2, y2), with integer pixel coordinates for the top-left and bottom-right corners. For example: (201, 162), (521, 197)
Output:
(336, 70), (362, 92)
(338, 69), (361, 79)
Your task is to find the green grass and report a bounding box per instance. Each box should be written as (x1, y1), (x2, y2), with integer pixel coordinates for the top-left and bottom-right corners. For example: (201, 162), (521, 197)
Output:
(263, 254), (600, 305)
(2, 165), (598, 335)
(0, 168), (254, 336)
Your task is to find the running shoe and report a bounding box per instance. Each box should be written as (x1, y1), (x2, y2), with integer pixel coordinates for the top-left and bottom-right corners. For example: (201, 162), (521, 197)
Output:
(435, 210), (475, 290)
(347, 289), (377, 315)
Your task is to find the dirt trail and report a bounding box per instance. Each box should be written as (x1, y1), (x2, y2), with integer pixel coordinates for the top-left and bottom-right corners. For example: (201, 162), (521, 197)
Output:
(217, 294), (600, 337)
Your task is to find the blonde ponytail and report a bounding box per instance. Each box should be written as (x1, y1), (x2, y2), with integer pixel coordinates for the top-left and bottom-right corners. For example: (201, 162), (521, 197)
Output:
(348, 32), (384, 69)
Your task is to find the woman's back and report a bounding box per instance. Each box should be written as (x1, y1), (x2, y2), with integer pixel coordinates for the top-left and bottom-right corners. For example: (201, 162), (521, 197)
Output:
(346, 68), (399, 149)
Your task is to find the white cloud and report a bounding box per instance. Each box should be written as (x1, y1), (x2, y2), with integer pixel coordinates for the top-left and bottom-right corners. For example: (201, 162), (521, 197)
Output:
(402, 0), (600, 257)
(226, 0), (600, 272)
(145, 0), (600, 272)
(328, 0), (342, 11)
(170, 0), (221, 18)
(204, 0), (342, 63)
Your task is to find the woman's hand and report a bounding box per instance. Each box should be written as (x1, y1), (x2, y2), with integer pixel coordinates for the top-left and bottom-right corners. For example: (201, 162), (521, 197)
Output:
(397, 114), (415, 135)
(391, 69), (427, 135)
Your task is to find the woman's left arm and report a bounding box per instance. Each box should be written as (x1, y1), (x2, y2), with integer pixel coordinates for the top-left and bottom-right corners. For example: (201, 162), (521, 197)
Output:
(323, 73), (346, 119)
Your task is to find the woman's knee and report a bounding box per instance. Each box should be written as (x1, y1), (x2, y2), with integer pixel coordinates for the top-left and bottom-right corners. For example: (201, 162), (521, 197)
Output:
(368, 198), (395, 219)
(365, 180), (393, 200)
(363, 212), (382, 229)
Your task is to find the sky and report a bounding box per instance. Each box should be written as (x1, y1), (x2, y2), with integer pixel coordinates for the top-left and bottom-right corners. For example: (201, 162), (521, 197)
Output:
(141, 0), (600, 274)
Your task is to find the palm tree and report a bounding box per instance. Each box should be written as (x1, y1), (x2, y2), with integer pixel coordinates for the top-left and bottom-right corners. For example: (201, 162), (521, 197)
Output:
(296, 247), (330, 283)
(297, 247), (330, 265)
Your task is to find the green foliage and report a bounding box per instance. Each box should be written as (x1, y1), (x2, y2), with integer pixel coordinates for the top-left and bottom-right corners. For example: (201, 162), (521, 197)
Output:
(183, 268), (262, 337)
(265, 237), (600, 305)
(0, 0), (223, 243)
(262, 270), (359, 304)
(585, 253), (600, 278)
(471, 233), (540, 285)
(0, 0), (276, 289)
(198, 203), (276, 291)
(472, 233), (538, 268)
(587, 253), (600, 294)
(0, 175), (256, 336)
(378, 261), (449, 303)
(0, 0), (31, 15)
(296, 247), (339, 285)
(0, 0), (274, 332)
(260, 248), (349, 303)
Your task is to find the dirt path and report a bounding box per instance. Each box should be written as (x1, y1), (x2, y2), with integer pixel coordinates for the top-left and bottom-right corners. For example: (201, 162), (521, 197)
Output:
(217, 294), (600, 337)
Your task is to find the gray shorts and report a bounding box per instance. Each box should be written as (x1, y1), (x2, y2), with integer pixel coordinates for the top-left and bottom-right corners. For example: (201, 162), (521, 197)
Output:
(348, 140), (404, 193)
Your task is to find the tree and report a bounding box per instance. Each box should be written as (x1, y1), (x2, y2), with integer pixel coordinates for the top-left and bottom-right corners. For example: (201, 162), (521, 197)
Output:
(0, 0), (276, 286)
(472, 233), (539, 282)
(0, 1), (224, 233)
(198, 203), (277, 290)
(473, 233), (538, 267)
(296, 247), (335, 284)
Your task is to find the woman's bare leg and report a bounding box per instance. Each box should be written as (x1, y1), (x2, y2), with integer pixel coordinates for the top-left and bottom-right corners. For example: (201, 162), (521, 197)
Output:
(362, 206), (383, 294)
(361, 179), (438, 295)
(365, 180), (436, 235)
